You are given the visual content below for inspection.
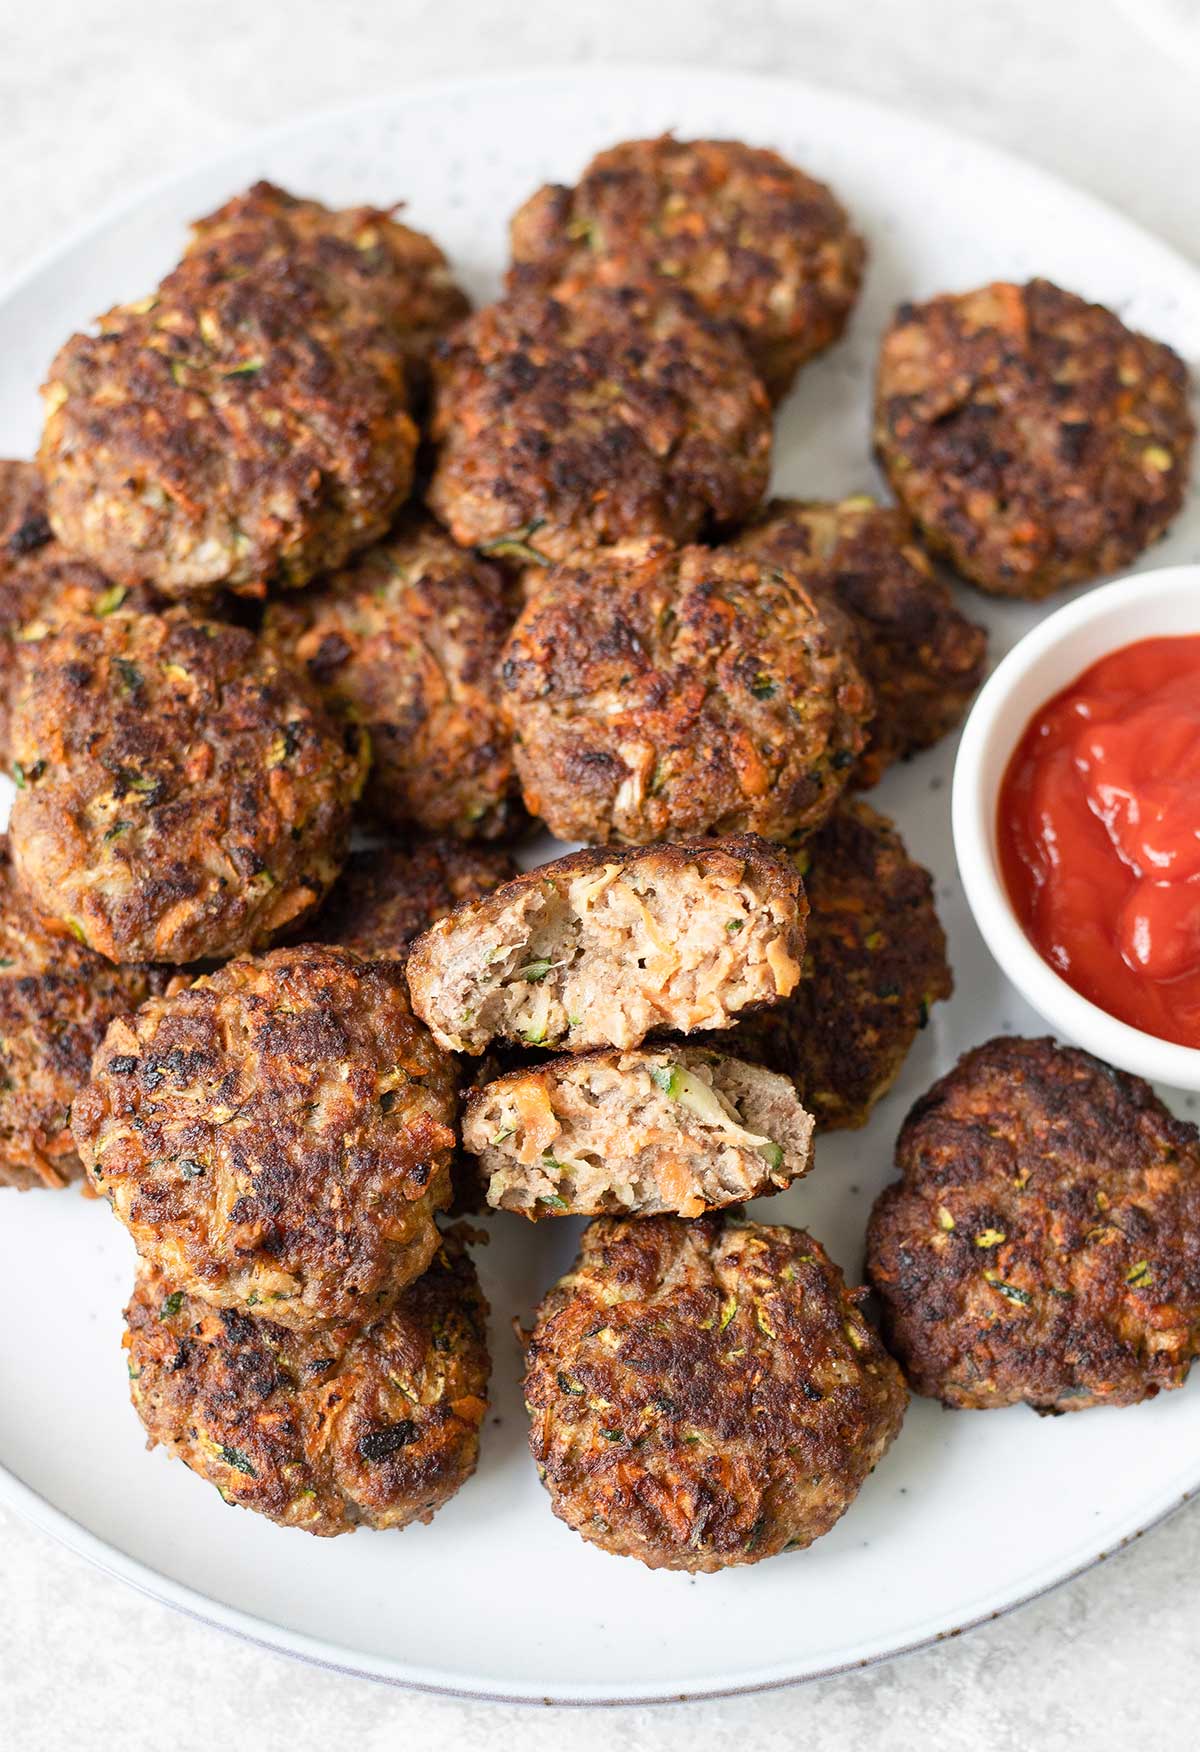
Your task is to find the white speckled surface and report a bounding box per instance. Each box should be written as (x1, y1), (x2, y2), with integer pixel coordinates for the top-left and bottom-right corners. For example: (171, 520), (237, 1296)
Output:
(3, 1), (1200, 1744)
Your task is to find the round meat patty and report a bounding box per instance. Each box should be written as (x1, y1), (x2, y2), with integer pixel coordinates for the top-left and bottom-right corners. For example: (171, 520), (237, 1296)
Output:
(874, 279), (1194, 599)
(723, 801), (952, 1130)
(311, 838), (519, 962)
(726, 496), (988, 784)
(0, 837), (166, 1191)
(524, 1213), (907, 1571)
(8, 608), (367, 964)
(184, 186), (466, 396)
(39, 182), (467, 597)
(866, 1036), (1200, 1412)
(72, 945), (458, 1330)
(263, 517), (518, 838)
(126, 1225), (489, 1536)
(499, 538), (870, 844)
(0, 460), (159, 763)
(508, 135), (865, 401)
(406, 835), (806, 1056)
(464, 1045), (814, 1219)
(426, 283), (772, 567)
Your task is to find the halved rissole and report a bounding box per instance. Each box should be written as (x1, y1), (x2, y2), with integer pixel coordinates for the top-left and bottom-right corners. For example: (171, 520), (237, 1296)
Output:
(405, 835), (806, 1055)
(463, 1045), (815, 1219)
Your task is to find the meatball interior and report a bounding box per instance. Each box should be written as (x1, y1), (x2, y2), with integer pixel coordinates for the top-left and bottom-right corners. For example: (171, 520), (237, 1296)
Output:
(464, 1046), (815, 1219)
(406, 836), (806, 1056)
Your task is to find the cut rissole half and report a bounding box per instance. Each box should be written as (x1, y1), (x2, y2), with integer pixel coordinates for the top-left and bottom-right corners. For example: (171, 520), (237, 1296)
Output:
(405, 835), (806, 1056)
(465, 1045), (815, 1219)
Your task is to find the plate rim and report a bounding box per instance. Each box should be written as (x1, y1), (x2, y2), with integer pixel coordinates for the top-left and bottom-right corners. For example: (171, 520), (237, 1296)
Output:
(3, 1457), (1194, 1707)
(4, 61), (1200, 1706)
(3, 61), (1196, 322)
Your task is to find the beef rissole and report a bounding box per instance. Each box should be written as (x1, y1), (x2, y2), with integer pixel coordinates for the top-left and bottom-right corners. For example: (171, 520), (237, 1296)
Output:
(406, 837), (806, 1055)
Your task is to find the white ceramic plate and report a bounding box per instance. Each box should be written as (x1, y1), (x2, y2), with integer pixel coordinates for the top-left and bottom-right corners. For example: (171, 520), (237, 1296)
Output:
(2, 67), (1200, 1707)
(1114, 0), (1200, 69)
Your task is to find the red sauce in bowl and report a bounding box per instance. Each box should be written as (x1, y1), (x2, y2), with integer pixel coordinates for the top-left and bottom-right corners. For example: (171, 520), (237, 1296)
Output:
(998, 635), (1200, 1049)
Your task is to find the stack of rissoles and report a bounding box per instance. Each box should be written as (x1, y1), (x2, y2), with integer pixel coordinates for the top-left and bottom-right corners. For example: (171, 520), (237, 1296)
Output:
(0, 131), (1194, 1568)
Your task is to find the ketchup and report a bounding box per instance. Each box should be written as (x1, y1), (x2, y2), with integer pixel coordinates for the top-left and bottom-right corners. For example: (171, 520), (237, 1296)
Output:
(997, 635), (1200, 1049)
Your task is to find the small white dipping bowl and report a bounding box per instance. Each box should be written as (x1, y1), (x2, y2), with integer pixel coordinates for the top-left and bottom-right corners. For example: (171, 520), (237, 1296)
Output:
(952, 563), (1200, 1093)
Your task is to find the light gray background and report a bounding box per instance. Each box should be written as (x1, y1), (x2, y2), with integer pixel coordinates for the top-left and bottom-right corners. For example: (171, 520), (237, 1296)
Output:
(2, 2), (1198, 1746)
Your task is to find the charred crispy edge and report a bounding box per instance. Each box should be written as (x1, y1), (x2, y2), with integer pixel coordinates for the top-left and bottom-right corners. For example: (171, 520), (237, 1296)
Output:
(525, 1209), (906, 1420)
(125, 1220), (491, 1528)
(308, 839), (522, 951)
(870, 282), (1194, 596)
(893, 1033), (1195, 1167)
(864, 1034), (1200, 1411)
(864, 1184), (980, 1411)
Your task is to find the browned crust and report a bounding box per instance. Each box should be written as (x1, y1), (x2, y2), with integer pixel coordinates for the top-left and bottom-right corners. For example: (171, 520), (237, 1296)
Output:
(426, 283), (772, 564)
(73, 945), (459, 1330)
(874, 279), (1194, 599)
(262, 517), (519, 839)
(310, 837), (519, 963)
(183, 183), (469, 392)
(8, 608), (367, 964)
(498, 539), (869, 843)
(125, 1225), (489, 1536)
(0, 461), (161, 764)
(721, 801), (952, 1130)
(0, 836), (167, 1190)
(726, 497), (987, 783)
(508, 135), (865, 400)
(524, 1213), (906, 1571)
(866, 1035), (1200, 1411)
(38, 182), (466, 596)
